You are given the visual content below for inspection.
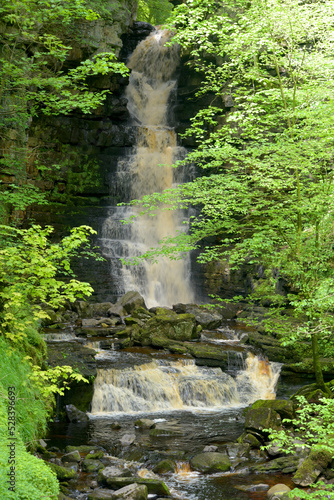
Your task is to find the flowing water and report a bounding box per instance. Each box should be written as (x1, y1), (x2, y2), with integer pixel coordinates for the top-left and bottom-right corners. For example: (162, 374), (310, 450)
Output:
(100, 29), (194, 308)
(91, 354), (281, 415)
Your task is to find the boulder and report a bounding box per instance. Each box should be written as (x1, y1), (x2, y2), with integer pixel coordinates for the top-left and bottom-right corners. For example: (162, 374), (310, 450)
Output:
(173, 303), (222, 329)
(189, 452), (231, 473)
(267, 484), (291, 499)
(61, 450), (81, 463)
(225, 443), (250, 460)
(203, 445), (218, 453)
(139, 312), (198, 343)
(120, 434), (136, 446)
(134, 419), (156, 429)
(88, 490), (114, 500)
(292, 446), (333, 486)
(66, 445), (104, 453)
(86, 450), (105, 459)
(153, 459), (176, 474)
(65, 404), (89, 423)
(111, 483), (148, 500)
(82, 459), (105, 472)
(117, 291), (147, 315)
(99, 477), (169, 496)
(244, 408), (282, 435)
(82, 318), (99, 327)
(251, 455), (300, 473)
(98, 467), (132, 484)
(250, 400), (294, 420)
(47, 462), (78, 481)
(237, 432), (262, 449)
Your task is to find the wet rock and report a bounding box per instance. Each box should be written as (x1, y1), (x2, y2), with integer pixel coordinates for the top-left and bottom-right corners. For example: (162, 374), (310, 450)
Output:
(47, 462), (78, 480)
(244, 408), (282, 435)
(47, 341), (96, 379)
(120, 434), (136, 446)
(97, 317), (122, 327)
(82, 459), (105, 472)
(138, 311), (198, 343)
(251, 455), (300, 473)
(250, 399), (294, 420)
(173, 304), (222, 329)
(237, 432), (263, 448)
(118, 291), (147, 315)
(86, 450), (105, 459)
(134, 419), (156, 429)
(236, 484), (270, 492)
(112, 483), (148, 500)
(267, 484), (291, 499)
(66, 445), (104, 454)
(61, 450), (81, 463)
(203, 445), (218, 453)
(190, 452), (231, 473)
(184, 343), (229, 368)
(153, 459), (176, 474)
(225, 443), (251, 460)
(131, 308), (154, 322)
(82, 318), (99, 327)
(110, 422), (122, 430)
(65, 404), (89, 423)
(98, 467), (132, 484)
(99, 477), (169, 496)
(292, 447), (332, 486)
(88, 489), (115, 500)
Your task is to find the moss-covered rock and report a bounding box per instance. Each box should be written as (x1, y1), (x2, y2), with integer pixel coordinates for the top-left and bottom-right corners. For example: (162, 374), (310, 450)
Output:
(98, 476), (170, 496)
(244, 407), (282, 435)
(153, 459), (176, 474)
(251, 455), (300, 473)
(82, 459), (105, 472)
(237, 432), (263, 449)
(292, 446), (333, 486)
(47, 462), (78, 481)
(250, 399), (294, 420)
(189, 452), (231, 473)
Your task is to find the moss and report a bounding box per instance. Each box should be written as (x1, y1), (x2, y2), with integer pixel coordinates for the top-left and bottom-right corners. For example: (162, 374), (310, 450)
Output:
(47, 463), (78, 481)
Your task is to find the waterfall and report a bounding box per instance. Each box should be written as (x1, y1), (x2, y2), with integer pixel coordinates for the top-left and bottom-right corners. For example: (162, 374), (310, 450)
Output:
(91, 354), (281, 415)
(100, 29), (194, 308)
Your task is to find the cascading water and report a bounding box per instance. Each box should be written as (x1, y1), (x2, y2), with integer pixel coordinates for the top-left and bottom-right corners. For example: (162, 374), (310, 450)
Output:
(91, 354), (281, 415)
(100, 30), (194, 308)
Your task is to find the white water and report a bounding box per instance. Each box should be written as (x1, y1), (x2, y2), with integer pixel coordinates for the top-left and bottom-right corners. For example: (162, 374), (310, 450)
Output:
(100, 29), (194, 308)
(91, 354), (281, 415)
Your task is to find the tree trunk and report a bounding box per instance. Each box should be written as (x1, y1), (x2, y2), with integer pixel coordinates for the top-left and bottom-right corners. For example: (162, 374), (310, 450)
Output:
(312, 330), (328, 394)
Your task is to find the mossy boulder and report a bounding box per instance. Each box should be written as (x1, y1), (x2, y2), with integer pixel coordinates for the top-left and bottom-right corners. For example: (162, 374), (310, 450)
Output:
(189, 452), (231, 473)
(244, 407), (282, 435)
(98, 477), (170, 496)
(82, 459), (105, 472)
(112, 483), (148, 500)
(237, 432), (263, 449)
(250, 399), (294, 420)
(291, 383), (333, 403)
(172, 303), (222, 329)
(292, 446), (333, 486)
(134, 418), (156, 429)
(251, 455), (300, 473)
(153, 459), (176, 474)
(47, 462), (78, 481)
(61, 450), (81, 463)
(139, 313), (198, 343)
(185, 343), (229, 369)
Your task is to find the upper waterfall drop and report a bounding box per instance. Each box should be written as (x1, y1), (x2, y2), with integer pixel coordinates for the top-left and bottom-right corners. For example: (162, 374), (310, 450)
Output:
(100, 29), (194, 308)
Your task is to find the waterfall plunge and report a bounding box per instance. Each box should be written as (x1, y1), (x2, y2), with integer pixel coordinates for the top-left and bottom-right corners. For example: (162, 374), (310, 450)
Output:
(100, 30), (194, 308)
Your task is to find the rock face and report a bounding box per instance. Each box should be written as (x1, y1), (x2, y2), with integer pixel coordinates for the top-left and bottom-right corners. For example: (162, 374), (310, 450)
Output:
(189, 452), (231, 473)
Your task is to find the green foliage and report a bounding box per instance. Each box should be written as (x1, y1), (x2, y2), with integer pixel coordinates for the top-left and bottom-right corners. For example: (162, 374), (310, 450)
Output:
(137, 0), (173, 25)
(0, 224), (97, 342)
(30, 364), (88, 399)
(265, 396), (334, 455)
(126, 0), (334, 385)
(0, 396), (59, 499)
(0, 337), (48, 446)
(0, 0), (129, 220)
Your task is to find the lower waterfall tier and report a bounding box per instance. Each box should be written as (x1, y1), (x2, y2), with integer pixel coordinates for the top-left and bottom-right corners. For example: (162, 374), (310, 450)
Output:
(91, 354), (281, 415)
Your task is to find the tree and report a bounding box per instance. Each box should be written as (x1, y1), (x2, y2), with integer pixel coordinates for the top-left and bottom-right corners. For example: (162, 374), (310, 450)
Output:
(0, 0), (129, 222)
(125, 0), (334, 390)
